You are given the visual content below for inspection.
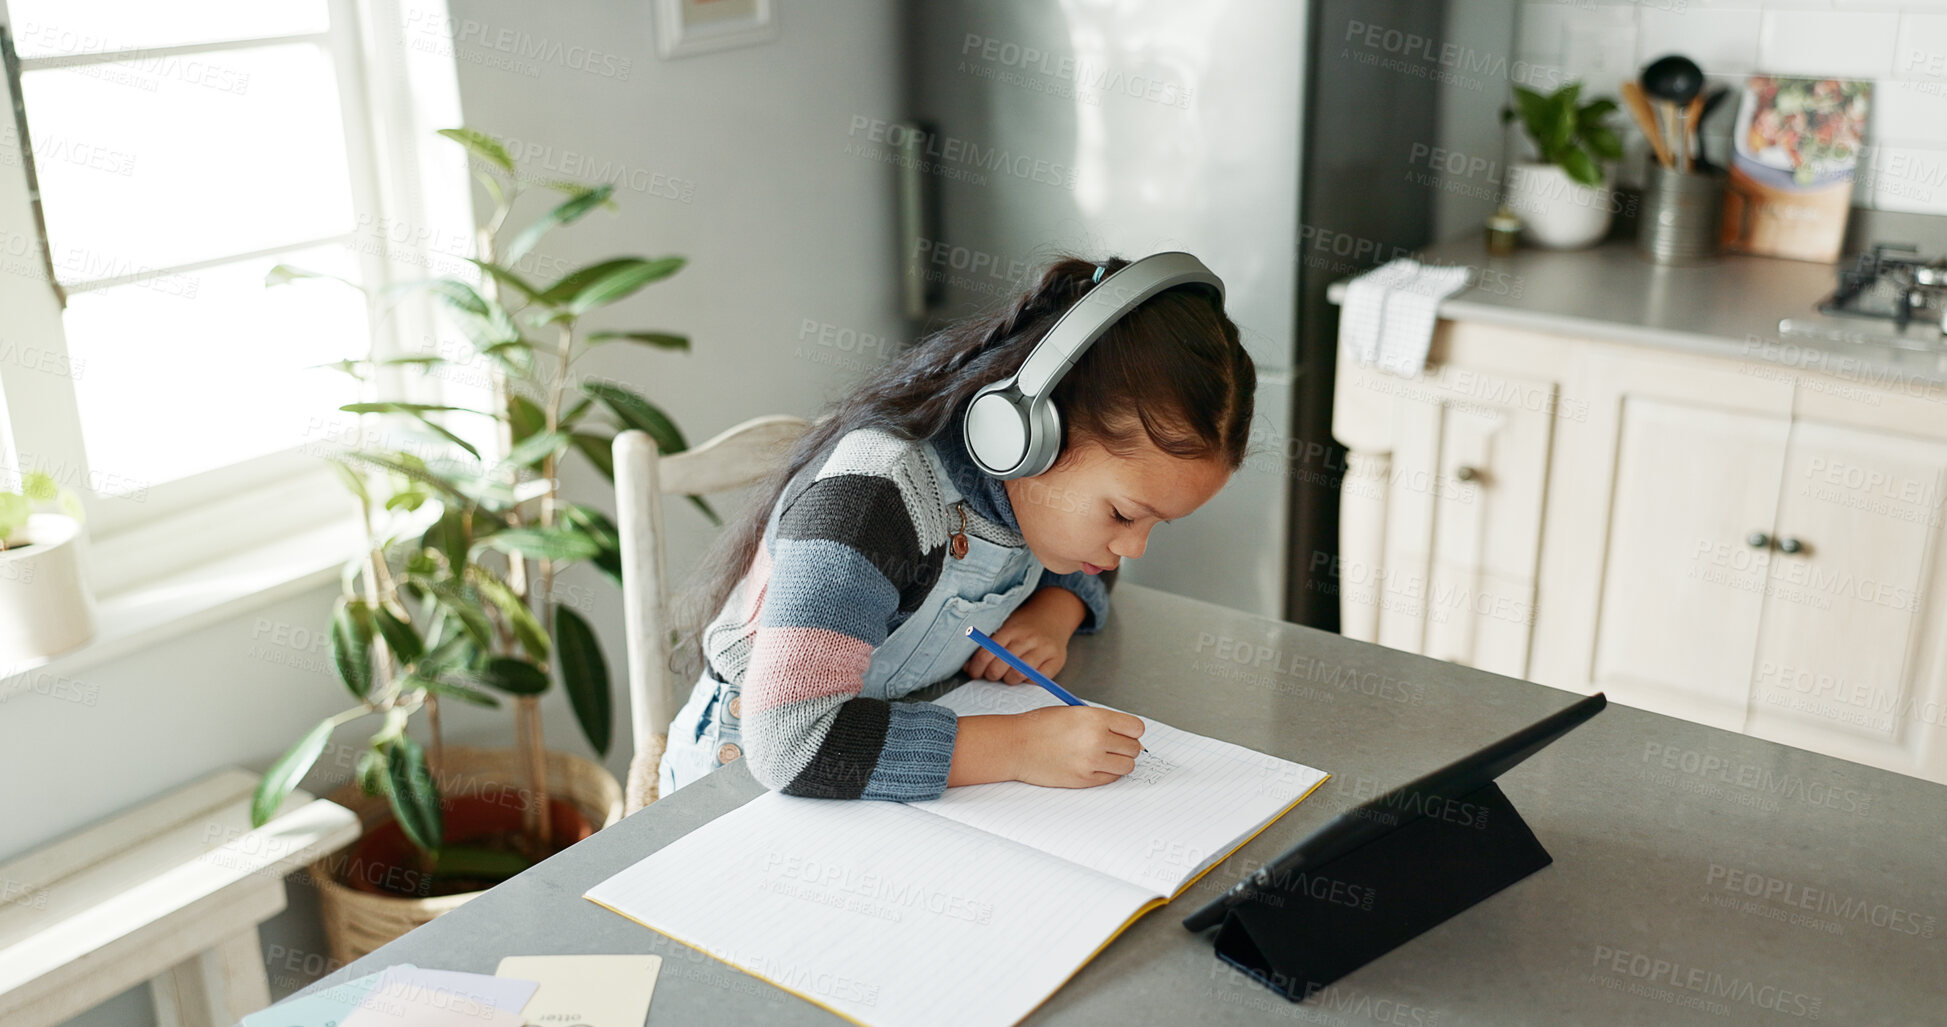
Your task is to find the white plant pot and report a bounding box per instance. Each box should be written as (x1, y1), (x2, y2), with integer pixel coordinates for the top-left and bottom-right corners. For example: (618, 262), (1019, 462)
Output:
(0, 514), (98, 663)
(1505, 161), (1616, 250)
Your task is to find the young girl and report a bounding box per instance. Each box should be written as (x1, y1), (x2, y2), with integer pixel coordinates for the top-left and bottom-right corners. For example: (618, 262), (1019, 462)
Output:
(654, 253), (1256, 802)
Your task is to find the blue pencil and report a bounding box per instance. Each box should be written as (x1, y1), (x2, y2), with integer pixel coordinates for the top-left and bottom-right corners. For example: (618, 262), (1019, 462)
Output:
(964, 625), (1147, 754)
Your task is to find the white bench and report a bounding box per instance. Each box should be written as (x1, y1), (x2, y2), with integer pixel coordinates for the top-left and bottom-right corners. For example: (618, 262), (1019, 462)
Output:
(0, 768), (360, 1026)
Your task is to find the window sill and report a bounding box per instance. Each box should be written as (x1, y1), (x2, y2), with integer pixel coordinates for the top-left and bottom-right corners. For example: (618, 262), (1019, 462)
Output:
(0, 513), (364, 689)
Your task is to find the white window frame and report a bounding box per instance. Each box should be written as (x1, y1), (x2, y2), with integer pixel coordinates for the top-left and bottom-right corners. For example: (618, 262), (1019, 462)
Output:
(0, 0), (472, 596)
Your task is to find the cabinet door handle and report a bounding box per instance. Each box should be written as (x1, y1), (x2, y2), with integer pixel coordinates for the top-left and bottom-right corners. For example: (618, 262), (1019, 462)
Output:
(1777, 536), (1805, 555)
(1455, 465), (1481, 483)
(1746, 531), (1771, 549)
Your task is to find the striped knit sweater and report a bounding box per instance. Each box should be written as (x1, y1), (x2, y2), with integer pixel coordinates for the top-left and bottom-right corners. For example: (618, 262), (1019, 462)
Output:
(699, 411), (1111, 802)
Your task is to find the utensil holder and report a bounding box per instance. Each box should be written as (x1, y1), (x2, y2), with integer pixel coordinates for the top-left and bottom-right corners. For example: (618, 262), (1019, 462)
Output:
(1637, 164), (1726, 265)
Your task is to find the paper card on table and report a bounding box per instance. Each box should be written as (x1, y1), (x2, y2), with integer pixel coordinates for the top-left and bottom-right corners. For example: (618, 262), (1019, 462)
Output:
(336, 964), (532, 1027)
(239, 967), (404, 1027)
(387, 965), (539, 1013)
(496, 954), (663, 1027)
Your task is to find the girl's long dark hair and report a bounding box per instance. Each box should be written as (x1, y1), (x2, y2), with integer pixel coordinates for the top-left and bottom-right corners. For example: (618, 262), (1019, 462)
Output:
(664, 254), (1256, 682)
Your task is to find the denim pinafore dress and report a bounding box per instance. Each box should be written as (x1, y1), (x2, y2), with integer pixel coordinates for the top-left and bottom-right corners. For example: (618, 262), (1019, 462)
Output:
(657, 439), (1044, 798)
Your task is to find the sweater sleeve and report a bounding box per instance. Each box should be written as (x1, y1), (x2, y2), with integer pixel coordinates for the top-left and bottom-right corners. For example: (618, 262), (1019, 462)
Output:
(1034, 566), (1112, 635)
(738, 467), (959, 802)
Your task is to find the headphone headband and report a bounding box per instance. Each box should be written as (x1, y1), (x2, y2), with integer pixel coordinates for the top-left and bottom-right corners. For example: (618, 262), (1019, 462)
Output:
(962, 251), (1225, 480)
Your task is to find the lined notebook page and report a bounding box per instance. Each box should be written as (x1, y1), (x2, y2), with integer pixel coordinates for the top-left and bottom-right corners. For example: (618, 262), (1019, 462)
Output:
(913, 680), (1329, 896)
(584, 791), (1158, 1027)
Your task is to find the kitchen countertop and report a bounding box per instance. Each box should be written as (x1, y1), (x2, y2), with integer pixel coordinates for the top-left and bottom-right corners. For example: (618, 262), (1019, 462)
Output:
(267, 582), (1946, 1026)
(1325, 235), (1947, 387)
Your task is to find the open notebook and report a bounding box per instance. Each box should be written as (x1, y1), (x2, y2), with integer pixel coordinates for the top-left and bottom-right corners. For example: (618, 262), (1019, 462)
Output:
(584, 679), (1328, 1027)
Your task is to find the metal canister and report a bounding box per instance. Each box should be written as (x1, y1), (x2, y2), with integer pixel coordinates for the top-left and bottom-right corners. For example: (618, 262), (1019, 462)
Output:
(1637, 164), (1727, 265)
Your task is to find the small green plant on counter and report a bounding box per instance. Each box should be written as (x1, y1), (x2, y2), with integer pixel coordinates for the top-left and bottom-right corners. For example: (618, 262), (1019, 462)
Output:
(249, 126), (717, 888)
(1501, 82), (1623, 187)
(0, 472), (83, 551)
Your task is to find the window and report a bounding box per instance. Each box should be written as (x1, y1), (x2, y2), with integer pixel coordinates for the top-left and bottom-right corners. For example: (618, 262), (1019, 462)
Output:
(0, 0), (469, 589)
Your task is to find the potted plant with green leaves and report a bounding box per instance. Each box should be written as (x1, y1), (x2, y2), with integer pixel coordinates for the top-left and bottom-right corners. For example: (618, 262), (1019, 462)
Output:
(251, 126), (718, 963)
(0, 472), (96, 664)
(1500, 82), (1624, 249)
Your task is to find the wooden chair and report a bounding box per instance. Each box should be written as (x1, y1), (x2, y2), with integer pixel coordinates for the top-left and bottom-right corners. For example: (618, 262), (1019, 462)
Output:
(614, 414), (815, 814)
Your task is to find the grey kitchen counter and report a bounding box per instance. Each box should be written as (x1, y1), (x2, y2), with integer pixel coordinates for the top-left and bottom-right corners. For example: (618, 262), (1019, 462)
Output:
(1325, 234), (1947, 388)
(267, 583), (1946, 1025)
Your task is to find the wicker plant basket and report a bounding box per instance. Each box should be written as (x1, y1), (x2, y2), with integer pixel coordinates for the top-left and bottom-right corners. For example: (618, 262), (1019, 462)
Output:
(306, 745), (624, 964)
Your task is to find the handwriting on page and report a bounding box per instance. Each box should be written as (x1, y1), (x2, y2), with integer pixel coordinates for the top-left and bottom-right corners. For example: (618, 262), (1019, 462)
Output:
(1122, 749), (1179, 784)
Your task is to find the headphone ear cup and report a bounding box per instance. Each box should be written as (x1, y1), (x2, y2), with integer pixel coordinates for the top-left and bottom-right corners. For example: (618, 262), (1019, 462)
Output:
(965, 389), (1031, 476)
(1015, 395), (1063, 479)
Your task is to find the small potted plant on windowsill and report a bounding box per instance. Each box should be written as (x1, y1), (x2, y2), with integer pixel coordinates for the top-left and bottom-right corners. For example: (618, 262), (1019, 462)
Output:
(1500, 82), (1625, 249)
(252, 126), (717, 964)
(0, 473), (96, 664)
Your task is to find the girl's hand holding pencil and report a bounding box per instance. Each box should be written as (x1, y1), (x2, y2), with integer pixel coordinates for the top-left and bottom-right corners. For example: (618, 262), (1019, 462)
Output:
(965, 625), (1149, 787)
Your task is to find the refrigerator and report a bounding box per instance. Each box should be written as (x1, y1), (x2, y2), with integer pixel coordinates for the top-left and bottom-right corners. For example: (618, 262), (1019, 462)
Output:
(898, 0), (1309, 621)
(898, 0), (1496, 627)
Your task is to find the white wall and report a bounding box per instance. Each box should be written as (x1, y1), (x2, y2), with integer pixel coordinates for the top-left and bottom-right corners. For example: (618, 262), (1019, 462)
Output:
(1514, 1), (1947, 214)
(14, 2), (907, 1023)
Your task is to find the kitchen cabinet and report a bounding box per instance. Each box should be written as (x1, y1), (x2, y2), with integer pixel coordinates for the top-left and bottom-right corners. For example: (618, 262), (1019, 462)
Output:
(1334, 323), (1556, 679)
(1743, 419), (1947, 774)
(1590, 396), (1790, 731)
(1333, 318), (1947, 784)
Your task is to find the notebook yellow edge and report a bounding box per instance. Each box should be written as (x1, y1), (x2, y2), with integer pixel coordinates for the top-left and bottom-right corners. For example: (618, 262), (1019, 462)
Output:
(584, 770), (1330, 1027)
(1011, 769), (1331, 1024)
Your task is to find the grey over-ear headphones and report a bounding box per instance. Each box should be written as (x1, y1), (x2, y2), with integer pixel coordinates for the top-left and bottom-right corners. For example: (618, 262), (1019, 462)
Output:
(962, 251), (1226, 479)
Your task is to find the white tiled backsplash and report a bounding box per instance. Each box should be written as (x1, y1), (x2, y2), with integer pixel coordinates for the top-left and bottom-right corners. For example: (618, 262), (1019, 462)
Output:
(1516, 1), (1947, 215)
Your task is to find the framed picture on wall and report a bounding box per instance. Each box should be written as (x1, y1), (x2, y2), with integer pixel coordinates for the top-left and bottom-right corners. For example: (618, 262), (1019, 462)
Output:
(654, 0), (779, 59)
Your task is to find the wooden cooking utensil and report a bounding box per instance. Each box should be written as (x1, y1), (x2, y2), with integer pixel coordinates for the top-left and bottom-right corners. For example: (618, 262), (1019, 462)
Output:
(1683, 92), (1704, 172)
(1621, 80), (1673, 169)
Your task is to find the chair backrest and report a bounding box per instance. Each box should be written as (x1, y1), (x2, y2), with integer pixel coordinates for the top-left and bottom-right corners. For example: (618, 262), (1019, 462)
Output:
(613, 414), (813, 782)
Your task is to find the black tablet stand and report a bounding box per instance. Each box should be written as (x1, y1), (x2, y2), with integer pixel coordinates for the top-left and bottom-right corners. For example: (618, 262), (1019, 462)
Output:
(1210, 780), (1552, 1002)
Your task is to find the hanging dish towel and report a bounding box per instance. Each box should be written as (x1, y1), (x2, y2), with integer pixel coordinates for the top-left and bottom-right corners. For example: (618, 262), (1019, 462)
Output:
(1338, 258), (1474, 378)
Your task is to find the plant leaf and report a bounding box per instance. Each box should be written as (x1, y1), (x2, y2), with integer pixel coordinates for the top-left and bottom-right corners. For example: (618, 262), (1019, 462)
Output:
(467, 258), (541, 303)
(422, 579), (495, 651)
(478, 525), (604, 563)
(340, 402), (487, 459)
(421, 506), (470, 570)
(333, 600), (376, 700)
(1577, 98), (1618, 131)
(422, 675), (502, 708)
(498, 430), (572, 473)
(384, 735), (444, 855)
(562, 504), (623, 586)
(564, 257), (685, 315)
(252, 717), (333, 828)
(355, 745), (387, 796)
(555, 606), (612, 757)
(266, 264), (365, 295)
(569, 432), (616, 481)
(507, 393), (547, 445)
(473, 568), (550, 661)
(466, 655), (551, 695)
(1583, 125), (1623, 161)
(582, 382), (689, 457)
(504, 184), (615, 265)
(344, 452), (471, 504)
(534, 258), (647, 307)
(586, 331), (690, 351)
(426, 278), (492, 319)
(1560, 146), (1600, 187)
(375, 604), (425, 663)
(438, 127), (515, 173)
